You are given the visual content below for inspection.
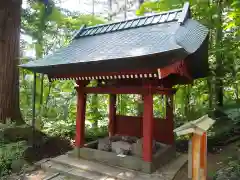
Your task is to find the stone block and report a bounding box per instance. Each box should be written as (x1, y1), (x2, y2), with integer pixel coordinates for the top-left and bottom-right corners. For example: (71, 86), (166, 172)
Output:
(79, 148), (95, 160)
(131, 138), (157, 157)
(68, 148), (79, 158)
(121, 136), (138, 143)
(111, 141), (132, 155)
(109, 135), (122, 142)
(98, 137), (111, 151)
(141, 161), (154, 174)
(131, 141), (142, 157)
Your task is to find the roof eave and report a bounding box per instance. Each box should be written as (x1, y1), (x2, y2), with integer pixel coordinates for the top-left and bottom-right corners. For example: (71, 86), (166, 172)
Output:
(20, 48), (188, 75)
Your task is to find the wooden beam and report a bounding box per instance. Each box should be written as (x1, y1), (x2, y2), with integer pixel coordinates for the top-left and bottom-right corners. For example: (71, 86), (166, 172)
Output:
(83, 86), (176, 95)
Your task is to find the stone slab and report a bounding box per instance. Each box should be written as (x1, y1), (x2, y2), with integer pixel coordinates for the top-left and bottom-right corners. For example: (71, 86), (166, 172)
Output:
(78, 147), (145, 172)
(69, 168), (109, 180)
(71, 139), (176, 173)
(52, 154), (137, 179)
(41, 159), (113, 180)
(48, 153), (188, 180)
(45, 174), (67, 180)
(155, 153), (188, 179)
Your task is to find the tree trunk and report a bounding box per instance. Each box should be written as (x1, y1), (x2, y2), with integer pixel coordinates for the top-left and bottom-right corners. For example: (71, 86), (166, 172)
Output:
(207, 77), (213, 109)
(137, 95), (143, 116)
(184, 85), (190, 118)
(138, 0), (144, 8)
(215, 0), (224, 107)
(108, 0), (113, 21)
(0, 0), (24, 124)
(91, 93), (99, 128)
(207, 0), (213, 110)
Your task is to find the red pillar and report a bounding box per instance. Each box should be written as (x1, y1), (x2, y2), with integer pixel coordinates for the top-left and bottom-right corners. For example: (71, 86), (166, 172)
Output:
(166, 94), (174, 144)
(75, 83), (86, 148)
(108, 94), (116, 137)
(142, 85), (153, 162)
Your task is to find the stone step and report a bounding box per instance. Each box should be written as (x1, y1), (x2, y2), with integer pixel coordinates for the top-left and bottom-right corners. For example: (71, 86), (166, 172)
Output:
(40, 153), (187, 180)
(48, 175), (66, 180)
(51, 154), (138, 179)
(43, 173), (66, 180)
(41, 159), (113, 180)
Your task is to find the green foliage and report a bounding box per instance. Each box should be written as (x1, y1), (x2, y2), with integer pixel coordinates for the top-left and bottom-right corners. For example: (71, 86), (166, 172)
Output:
(18, 0), (240, 155)
(0, 141), (27, 176)
(20, 0), (105, 134)
(137, 0), (240, 115)
(226, 0), (240, 36)
(85, 126), (108, 142)
(213, 159), (240, 180)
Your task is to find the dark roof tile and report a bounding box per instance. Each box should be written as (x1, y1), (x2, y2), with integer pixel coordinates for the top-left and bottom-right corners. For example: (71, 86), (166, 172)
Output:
(20, 2), (209, 77)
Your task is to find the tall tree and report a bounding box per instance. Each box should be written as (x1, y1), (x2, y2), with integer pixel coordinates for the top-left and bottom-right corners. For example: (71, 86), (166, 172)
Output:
(0, 0), (52, 124)
(0, 0), (24, 124)
(138, 0), (144, 8)
(215, 0), (224, 107)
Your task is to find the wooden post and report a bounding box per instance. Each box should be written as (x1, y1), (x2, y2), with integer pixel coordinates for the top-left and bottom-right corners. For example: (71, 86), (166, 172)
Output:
(174, 115), (215, 180)
(109, 94), (116, 136)
(200, 132), (207, 180)
(32, 72), (36, 147)
(75, 82), (86, 148)
(191, 132), (207, 180)
(192, 133), (201, 180)
(166, 94), (175, 144)
(188, 139), (192, 178)
(142, 85), (153, 162)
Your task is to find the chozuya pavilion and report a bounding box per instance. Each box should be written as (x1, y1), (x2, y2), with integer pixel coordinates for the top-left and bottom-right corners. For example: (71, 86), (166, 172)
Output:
(20, 2), (209, 173)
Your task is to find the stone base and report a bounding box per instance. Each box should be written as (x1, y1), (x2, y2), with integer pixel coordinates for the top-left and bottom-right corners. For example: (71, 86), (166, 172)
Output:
(68, 141), (176, 173)
(39, 153), (188, 180)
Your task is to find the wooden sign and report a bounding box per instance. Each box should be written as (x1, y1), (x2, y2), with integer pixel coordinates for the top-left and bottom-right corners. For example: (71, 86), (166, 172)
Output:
(174, 115), (215, 180)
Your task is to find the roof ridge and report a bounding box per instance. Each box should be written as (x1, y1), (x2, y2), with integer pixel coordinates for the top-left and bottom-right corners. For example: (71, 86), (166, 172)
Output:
(178, 2), (190, 25)
(83, 7), (183, 31)
(74, 2), (190, 39)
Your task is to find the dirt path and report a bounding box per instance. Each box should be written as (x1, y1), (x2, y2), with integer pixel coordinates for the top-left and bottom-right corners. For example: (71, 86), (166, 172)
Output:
(174, 141), (240, 180)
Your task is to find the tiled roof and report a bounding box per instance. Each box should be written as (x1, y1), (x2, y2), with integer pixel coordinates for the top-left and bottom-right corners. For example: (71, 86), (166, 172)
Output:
(20, 2), (209, 78)
(74, 8), (183, 39)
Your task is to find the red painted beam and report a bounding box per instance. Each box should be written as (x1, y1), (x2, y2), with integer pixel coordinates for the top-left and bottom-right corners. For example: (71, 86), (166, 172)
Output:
(158, 59), (192, 80)
(83, 87), (176, 95)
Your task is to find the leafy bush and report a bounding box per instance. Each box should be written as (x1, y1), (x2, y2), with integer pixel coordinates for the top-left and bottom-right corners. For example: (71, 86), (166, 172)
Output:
(43, 119), (76, 138)
(43, 119), (108, 142)
(85, 126), (108, 142)
(0, 141), (27, 177)
(214, 159), (240, 180)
